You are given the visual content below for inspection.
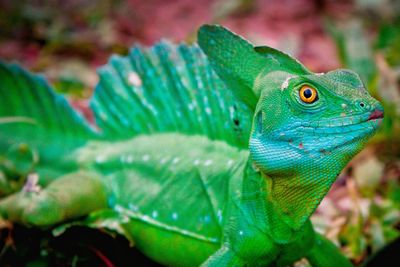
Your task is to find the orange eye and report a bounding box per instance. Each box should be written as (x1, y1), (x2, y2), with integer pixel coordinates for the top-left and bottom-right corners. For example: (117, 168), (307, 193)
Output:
(299, 85), (318, 103)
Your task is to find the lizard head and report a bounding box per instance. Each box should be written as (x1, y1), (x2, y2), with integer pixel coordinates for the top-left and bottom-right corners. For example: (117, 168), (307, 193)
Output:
(250, 69), (384, 176)
(198, 24), (383, 227)
(198, 24), (383, 174)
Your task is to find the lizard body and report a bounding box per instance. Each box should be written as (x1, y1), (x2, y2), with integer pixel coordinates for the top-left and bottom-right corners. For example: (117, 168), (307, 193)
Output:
(0, 25), (383, 266)
(70, 133), (316, 266)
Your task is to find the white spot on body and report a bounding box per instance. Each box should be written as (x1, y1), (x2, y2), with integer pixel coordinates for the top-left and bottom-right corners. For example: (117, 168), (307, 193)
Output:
(239, 230), (244, 236)
(205, 107), (212, 115)
(128, 203), (138, 212)
(280, 76), (293, 91)
(188, 102), (195, 111)
(160, 157), (168, 164)
(204, 159), (213, 166)
(172, 212), (178, 220)
(126, 155), (134, 163)
(227, 160), (234, 167)
(217, 210), (223, 223)
(121, 155), (133, 164)
(194, 159), (200, 165)
(152, 210), (158, 218)
(172, 157), (180, 164)
(341, 103), (347, 109)
(128, 71), (142, 87)
(96, 155), (106, 163)
(115, 205), (124, 213)
(229, 106), (235, 118)
(142, 154), (150, 161)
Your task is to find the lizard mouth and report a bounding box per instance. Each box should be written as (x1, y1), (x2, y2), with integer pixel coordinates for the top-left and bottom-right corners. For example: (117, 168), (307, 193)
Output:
(284, 108), (384, 136)
(314, 108), (384, 129)
(367, 109), (384, 121)
(270, 108), (385, 152)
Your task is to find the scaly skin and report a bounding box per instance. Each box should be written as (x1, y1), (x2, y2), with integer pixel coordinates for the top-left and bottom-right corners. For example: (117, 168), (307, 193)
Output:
(0, 25), (383, 266)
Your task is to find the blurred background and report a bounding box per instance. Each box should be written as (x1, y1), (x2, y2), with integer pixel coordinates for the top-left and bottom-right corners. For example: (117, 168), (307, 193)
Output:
(0, 0), (399, 266)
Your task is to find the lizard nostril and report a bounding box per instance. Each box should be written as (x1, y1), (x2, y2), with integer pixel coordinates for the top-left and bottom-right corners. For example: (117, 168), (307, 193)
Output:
(359, 102), (365, 108)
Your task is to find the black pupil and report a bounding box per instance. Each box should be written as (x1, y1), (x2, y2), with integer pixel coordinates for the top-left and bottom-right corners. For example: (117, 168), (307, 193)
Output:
(304, 88), (313, 98)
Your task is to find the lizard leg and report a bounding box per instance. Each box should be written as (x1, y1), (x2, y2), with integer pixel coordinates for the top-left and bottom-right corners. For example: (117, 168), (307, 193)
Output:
(0, 171), (108, 227)
(306, 232), (353, 267)
(201, 245), (244, 266)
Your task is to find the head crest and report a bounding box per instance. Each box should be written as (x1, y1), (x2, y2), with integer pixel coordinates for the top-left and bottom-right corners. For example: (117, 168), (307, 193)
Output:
(198, 24), (310, 110)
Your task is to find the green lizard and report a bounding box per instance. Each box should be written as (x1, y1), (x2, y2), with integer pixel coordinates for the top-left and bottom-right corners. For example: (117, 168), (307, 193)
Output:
(0, 25), (384, 266)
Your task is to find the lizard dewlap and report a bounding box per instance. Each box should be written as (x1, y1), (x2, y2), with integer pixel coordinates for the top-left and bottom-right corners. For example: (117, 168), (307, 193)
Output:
(0, 24), (383, 266)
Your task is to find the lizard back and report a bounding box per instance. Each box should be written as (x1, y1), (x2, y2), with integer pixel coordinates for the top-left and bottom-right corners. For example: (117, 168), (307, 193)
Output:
(92, 42), (253, 149)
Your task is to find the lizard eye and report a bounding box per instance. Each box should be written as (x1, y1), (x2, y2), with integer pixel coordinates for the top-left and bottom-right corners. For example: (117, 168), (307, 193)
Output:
(299, 85), (318, 104)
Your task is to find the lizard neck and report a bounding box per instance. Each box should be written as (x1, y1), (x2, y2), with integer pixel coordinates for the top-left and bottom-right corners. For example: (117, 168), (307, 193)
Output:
(265, 165), (337, 230)
(248, 123), (360, 234)
(241, 157), (344, 243)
